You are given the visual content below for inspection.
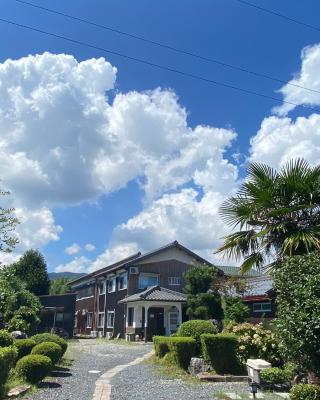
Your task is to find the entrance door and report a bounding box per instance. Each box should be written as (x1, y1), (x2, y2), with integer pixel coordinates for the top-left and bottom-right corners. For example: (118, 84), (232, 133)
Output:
(148, 307), (165, 339)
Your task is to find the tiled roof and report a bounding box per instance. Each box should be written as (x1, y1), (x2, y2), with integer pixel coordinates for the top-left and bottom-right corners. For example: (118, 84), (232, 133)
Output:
(119, 286), (187, 303)
(218, 265), (262, 277)
(242, 276), (274, 298)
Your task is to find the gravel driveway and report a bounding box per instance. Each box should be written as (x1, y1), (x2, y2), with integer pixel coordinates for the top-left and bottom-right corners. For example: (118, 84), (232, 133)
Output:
(26, 339), (152, 400)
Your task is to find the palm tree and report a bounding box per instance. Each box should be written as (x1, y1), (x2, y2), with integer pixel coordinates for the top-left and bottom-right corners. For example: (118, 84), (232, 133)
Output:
(215, 159), (320, 272)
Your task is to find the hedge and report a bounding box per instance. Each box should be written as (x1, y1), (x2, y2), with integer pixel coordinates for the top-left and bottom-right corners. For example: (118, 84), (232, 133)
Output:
(167, 337), (197, 370)
(177, 320), (217, 353)
(290, 384), (320, 400)
(153, 336), (170, 358)
(14, 339), (37, 359)
(201, 333), (241, 374)
(31, 341), (63, 365)
(16, 354), (52, 384)
(0, 330), (13, 347)
(260, 366), (294, 385)
(0, 346), (18, 396)
(31, 333), (67, 355)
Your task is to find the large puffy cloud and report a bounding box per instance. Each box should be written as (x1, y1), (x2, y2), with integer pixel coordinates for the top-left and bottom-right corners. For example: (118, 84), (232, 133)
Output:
(274, 44), (320, 116)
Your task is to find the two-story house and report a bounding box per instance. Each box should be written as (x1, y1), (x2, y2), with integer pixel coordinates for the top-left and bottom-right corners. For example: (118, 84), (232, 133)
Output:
(70, 241), (218, 341)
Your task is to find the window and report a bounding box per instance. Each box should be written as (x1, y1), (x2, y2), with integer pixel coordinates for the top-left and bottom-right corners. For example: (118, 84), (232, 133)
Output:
(253, 302), (272, 313)
(98, 312), (105, 328)
(128, 307), (134, 327)
(169, 311), (179, 334)
(107, 277), (116, 293)
(118, 273), (127, 290)
(55, 312), (64, 322)
(107, 311), (115, 328)
(76, 286), (94, 300)
(139, 274), (159, 289)
(99, 281), (106, 295)
(86, 312), (93, 328)
(168, 277), (181, 286)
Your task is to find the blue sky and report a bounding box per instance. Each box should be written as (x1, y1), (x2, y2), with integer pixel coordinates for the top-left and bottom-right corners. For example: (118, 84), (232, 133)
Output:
(1, 0), (320, 272)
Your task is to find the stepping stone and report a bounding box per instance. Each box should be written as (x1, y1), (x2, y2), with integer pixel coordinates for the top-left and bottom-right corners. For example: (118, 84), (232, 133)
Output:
(7, 385), (30, 397)
(274, 393), (289, 399)
(225, 393), (243, 399)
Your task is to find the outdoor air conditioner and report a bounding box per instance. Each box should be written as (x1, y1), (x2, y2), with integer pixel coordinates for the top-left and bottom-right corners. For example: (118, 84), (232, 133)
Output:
(129, 266), (139, 274)
(82, 309), (86, 316)
(90, 331), (98, 338)
(106, 332), (113, 340)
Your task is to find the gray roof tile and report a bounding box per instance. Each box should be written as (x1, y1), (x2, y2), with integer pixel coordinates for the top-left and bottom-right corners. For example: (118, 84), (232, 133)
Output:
(119, 286), (187, 303)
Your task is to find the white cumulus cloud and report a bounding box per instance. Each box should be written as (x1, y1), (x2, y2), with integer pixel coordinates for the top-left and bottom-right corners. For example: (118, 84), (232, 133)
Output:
(84, 243), (96, 252)
(65, 243), (81, 255)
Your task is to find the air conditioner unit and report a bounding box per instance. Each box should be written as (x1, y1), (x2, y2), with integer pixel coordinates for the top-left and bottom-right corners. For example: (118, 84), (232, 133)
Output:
(106, 332), (113, 340)
(90, 331), (98, 338)
(82, 309), (86, 316)
(129, 266), (139, 274)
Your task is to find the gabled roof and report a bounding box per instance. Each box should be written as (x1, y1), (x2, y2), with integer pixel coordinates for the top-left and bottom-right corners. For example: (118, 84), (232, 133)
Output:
(131, 240), (212, 266)
(70, 252), (141, 286)
(218, 265), (261, 277)
(242, 276), (274, 301)
(119, 285), (187, 303)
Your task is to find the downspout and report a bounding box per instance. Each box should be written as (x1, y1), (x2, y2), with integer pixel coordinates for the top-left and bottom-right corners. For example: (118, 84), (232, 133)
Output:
(103, 278), (107, 337)
(93, 278), (98, 332)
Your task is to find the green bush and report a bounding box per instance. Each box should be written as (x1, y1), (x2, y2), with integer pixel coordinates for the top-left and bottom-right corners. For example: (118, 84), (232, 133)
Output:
(260, 367), (294, 385)
(31, 341), (63, 365)
(31, 333), (67, 355)
(153, 336), (170, 358)
(290, 384), (320, 400)
(167, 337), (196, 370)
(0, 346), (18, 396)
(0, 330), (13, 347)
(14, 339), (36, 359)
(201, 333), (242, 374)
(178, 320), (217, 352)
(224, 297), (250, 324)
(16, 354), (52, 384)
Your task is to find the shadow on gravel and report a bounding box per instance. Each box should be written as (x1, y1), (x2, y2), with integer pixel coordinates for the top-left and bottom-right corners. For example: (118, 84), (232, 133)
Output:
(38, 382), (62, 389)
(49, 366), (73, 378)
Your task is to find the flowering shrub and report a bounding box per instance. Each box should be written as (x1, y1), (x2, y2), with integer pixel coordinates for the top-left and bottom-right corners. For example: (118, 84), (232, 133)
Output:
(224, 322), (282, 366)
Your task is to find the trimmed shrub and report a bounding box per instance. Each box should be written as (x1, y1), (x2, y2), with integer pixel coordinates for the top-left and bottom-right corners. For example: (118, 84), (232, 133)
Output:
(0, 346), (18, 396)
(31, 341), (63, 365)
(0, 330), (13, 347)
(290, 384), (320, 400)
(31, 333), (67, 355)
(261, 365), (296, 385)
(14, 338), (36, 359)
(16, 354), (52, 384)
(153, 336), (170, 358)
(178, 320), (217, 352)
(167, 337), (196, 370)
(201, 333), (242, 374)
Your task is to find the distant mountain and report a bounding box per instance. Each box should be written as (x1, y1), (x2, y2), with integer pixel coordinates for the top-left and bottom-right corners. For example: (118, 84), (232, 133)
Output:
(48, 272), (86, 280)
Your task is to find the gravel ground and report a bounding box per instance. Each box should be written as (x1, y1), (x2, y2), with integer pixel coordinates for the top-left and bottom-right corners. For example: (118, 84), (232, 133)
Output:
(111, 362), (249, 400)
(26, 339), (152, 400)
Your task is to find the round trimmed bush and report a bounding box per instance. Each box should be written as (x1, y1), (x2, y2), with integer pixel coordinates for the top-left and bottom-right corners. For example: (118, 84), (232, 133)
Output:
(31, 341), (63, 365)
(16, 354), (52, 384)
(0, 346), (18, 397)
(0, 330), (13, 347)
(31, 333), (67, 355)
(290, 384), (320, 400)
(178, 320), (217, 351)
(14, 339), (36, 359)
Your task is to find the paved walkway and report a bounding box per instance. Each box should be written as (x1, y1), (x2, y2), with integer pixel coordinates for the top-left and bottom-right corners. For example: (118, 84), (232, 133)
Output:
(26, 339), (152, 400)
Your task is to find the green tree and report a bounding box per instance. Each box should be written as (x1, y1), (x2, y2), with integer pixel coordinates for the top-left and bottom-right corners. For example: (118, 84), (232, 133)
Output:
(13, 249), (50, 296)
(223, 297), (250, 323)
(0, 189), (19, 254)
(216, 159), (320, 272)
(184, 265), (223, 320)
(49, 277), (72, 295)
(274, 252), (320, 383)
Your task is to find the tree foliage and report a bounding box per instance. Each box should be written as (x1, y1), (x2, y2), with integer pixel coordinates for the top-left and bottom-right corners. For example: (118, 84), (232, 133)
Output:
(224, 297), (250, 323)
(216, 159), (320, 272)
(49, 277), (72, 295)
(184, 264), (223, 320)
(274, 252), (320, 376)
(0, 189), (19, 254)
(13, 249), (50, 296)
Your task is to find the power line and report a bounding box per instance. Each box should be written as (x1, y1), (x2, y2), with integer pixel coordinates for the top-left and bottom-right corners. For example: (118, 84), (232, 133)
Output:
(234, 0), (320, 33)
(0, 16), (318, 112)
(13, 0), (320, 96)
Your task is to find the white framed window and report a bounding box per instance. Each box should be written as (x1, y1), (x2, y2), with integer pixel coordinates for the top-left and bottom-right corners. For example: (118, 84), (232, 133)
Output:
(99, 281), (106, 295)
(169, 311), (179, 334)
(139, 273), (159, 290)
(107, 277), (116, 293)
(168, 277), (181, 286)
(76, 286), (94, 300)
(55, 312), (64, 322)
(127, 307), (134, 327)
(107, 310), (115, 328)
(98, 312), (105, 328)
(86, 312), (93, 328)
(118, 273), (127, 290)
(253, 301), (272, 313)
